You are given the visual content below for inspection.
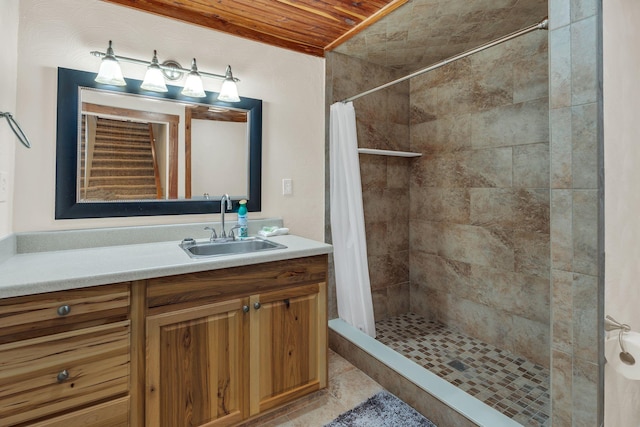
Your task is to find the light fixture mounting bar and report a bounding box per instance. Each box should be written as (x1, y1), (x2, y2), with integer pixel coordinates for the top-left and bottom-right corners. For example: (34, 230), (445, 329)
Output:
(89, 50), (240, 82)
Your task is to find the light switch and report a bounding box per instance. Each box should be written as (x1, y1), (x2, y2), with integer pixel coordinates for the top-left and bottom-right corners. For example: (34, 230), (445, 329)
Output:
(282, 178), (293, 196)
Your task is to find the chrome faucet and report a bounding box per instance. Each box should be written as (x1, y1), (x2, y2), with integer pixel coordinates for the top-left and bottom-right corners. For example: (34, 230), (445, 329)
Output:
(219, 194), (232, 238)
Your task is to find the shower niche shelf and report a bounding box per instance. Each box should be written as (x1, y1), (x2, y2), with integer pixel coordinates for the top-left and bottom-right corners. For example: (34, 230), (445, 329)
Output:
(357, 148), (422, 158)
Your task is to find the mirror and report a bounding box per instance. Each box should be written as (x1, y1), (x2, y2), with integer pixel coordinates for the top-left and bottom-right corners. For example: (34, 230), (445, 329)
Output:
(56, 67), (262, 219)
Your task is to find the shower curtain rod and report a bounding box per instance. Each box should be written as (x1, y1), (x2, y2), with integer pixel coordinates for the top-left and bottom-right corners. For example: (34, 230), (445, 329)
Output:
(341, 18), (548, 103)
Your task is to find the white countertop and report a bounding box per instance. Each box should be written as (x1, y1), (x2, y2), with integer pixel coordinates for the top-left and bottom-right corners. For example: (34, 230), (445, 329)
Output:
(0, 234), (332, 299)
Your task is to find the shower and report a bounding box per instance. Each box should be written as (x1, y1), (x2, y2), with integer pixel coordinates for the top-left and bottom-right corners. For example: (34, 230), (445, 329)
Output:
(326, 1), (552, 426)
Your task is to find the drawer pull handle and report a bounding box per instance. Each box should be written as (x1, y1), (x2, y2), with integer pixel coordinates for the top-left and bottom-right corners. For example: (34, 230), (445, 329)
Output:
(253, 302), (261, 310)
(57, 305), (71, 316)
(242, 305), (250, 313)
(57, 369), (69, 383)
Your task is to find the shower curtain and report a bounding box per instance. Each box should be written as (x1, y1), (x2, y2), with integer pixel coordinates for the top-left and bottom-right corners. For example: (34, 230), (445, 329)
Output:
(329, 101), (376, 338)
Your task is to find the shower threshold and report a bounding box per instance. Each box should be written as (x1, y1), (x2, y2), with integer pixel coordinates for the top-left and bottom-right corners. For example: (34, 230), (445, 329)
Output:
(329, 317), (527, 427)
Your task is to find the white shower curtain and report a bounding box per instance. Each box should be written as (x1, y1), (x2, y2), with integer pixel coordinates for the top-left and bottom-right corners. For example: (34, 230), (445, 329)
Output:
(329, 101), (376, 338)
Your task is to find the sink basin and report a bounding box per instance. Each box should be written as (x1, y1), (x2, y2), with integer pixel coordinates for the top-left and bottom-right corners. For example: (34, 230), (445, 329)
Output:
(180, 238), (287, 258)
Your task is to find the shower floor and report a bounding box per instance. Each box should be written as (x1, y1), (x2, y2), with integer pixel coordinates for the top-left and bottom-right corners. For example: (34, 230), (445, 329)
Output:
(375, 313), (550, 427)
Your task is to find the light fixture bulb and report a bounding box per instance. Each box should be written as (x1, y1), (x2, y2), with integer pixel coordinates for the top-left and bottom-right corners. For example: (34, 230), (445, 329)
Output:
(141, 50), (168, 92)
(95, 40), (126, 86)
(217, 65), (240, 102)
(181, 58), (206, 98)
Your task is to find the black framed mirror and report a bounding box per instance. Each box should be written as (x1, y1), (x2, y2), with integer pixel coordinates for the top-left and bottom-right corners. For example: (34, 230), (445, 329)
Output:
(56, 67), (262, 219)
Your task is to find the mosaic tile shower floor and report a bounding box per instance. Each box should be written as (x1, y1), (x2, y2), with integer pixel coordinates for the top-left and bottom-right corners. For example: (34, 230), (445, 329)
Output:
(375, 313), (551, 427)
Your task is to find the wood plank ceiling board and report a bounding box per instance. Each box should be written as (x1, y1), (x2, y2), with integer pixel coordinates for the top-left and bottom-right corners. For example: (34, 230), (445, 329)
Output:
(101, 0), (409, 57)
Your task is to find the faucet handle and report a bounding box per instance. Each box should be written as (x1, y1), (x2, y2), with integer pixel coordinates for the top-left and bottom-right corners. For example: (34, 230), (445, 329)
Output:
(228, 225), (241, 241)
(204, 226), (217, 241)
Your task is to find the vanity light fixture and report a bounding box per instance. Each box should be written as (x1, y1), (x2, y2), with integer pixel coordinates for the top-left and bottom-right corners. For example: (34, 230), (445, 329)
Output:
(140, 50), (168, 93)
(91, 40), (241, 101)
(181, 59), (206, 98)
(218, 65), (241, 102)
(94, 40), (126, 86)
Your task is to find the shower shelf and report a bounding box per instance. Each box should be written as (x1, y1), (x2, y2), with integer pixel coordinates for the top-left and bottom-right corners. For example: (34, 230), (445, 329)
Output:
(357, 148), (422, 158)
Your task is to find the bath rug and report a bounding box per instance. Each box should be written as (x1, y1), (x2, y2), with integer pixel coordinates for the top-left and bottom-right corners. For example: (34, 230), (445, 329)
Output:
(324, 390), (437, 427)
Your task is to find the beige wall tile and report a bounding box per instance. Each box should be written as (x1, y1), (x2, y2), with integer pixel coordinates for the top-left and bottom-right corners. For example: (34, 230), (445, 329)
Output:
(549, 26), (572, 109)
(550, 107), (573, 188)
(552, 270), (574, 354)
(551, 189), (573, 271)
(507, 315), (550, 366)
(513, 46), (549, 103)
(412, 187), (470, 223)
(387, 282), (410, 317)
(372, 288), (389, 321)
(411, 252), (471, 297)
(409, 220), (440, 254)
(465, 147), (513, 188)
(410, 114), (471, 153)
(513, 143), (550, 188)
(572, 358), (600, 426)
(470, 188), (550, 234)
(571, 0), (598, 21)
(386, 157), (411, 189)
(551, 349), (573, 426)
(549, 0), (571, 30)
(513, 230), (550, 278)
(572, 102), (599, 189)
(573, 272), (599, 363)
(471, 264), (550, 324)
(573, 190), (599, 276)
(470, 98), (549, 149)
(571, 16), (599, 105)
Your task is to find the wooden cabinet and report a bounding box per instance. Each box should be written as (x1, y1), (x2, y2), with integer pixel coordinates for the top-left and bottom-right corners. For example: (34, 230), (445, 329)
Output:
(249, 283), (326, 415)
(0, 254), (328, 427)
(146, 298), (248, 427)
(145, 255), (328, 427)
(0, 283), (131, 427)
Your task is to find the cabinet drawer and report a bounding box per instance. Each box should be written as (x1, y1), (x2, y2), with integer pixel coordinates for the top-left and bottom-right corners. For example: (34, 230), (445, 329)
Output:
(28, 396), (130, 427)
(0, 283), (130, 344)
(0, 321), (130, 426)
(147, 255), (328, 313)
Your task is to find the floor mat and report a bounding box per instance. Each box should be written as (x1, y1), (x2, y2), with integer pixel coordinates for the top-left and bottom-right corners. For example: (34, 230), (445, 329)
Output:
(324, 390), (437, 427)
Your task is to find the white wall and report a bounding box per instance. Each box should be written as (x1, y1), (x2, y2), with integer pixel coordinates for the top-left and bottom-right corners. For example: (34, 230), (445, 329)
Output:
(13, 0), (325, 240)
(603, 1), (640, 425)
(0, 0), (20, 238)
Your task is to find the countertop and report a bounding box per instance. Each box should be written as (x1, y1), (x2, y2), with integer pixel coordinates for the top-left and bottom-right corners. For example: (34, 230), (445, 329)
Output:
(0, 233), (332, 299)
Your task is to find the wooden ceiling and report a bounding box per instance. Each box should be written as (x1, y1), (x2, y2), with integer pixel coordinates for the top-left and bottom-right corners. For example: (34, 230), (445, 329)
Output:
(102, 0), (409, 57)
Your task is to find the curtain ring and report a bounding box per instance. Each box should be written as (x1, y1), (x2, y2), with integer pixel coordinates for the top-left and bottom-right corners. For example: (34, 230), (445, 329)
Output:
(1, 112), (32, 148)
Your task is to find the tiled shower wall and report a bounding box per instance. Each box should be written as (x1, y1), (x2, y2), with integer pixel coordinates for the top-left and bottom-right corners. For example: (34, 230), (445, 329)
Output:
(326, 1), (604, 423)
(325, 51), (411, 321)
(548, 0), (603, 425)
(407, 31), (550, 368)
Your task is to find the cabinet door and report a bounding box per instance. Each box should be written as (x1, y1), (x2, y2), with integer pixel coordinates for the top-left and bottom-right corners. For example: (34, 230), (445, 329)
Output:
(249, 282), (327, 415)
(146, 299), (248, 427)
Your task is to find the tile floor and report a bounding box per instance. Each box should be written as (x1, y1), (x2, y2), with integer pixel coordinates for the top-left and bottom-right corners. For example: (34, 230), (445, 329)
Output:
(244, 350), (385, 426)
(375, 313), (551, 427)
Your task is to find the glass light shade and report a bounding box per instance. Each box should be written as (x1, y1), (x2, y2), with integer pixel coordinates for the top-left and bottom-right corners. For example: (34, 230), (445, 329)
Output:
(95, 57), (126, 86)
(217, 65), (240, 102)
(218, 79), (240, 102)
(182, 73), (206, 98)
(181, 58), (206, 98)
(95, 41), (126, 86)
(141, 61), (168, 92)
